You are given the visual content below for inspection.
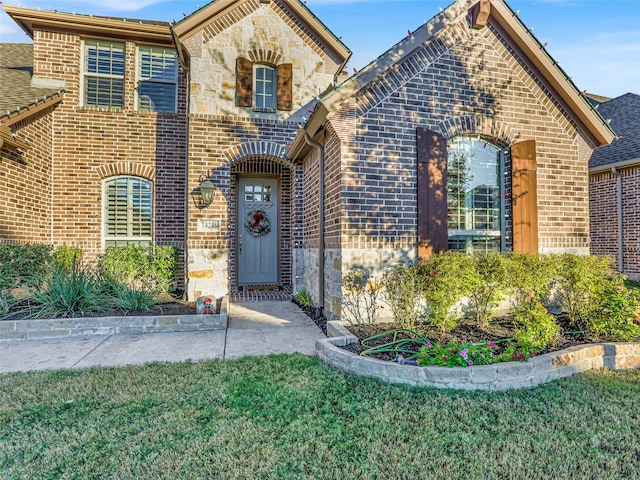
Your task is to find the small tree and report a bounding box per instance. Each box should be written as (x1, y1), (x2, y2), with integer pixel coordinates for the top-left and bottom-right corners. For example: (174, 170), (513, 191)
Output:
(341, 269), (382, 325)
(505, 253), (557, 315)
(381, 262), (424, 330)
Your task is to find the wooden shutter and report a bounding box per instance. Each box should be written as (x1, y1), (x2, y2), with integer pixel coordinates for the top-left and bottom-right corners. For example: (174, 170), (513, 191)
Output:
(236, 57), (253, 107)
(511, 140), (539, 253)
(276, 63), (293, 111)
(417, 127), (448, 259)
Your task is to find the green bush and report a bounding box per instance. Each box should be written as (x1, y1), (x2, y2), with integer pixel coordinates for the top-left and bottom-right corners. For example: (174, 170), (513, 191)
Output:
(505, 253), (557, 315)
(101, 245), (179, 292)
(27, 265), (113, 319)
(514, 302), (560, 350)
(107, 280), (160, 312)
(588, 274), (640, 342)
(0, 244), (53, 292)
(420, 252), (476, 332)
(294, 288), (313, 308)
(553, 254), (612, 324)
(341, 270), (382, 325)
(467, 252), (508, 328)
(53, 245), (83, 274)
(381, 262), (425, 330)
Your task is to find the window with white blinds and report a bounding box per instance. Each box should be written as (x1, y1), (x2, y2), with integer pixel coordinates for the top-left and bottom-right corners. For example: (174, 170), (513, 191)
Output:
(104, 177), (153, 248)
(138, 46), (178, 113)
(84, 40), (125, 108)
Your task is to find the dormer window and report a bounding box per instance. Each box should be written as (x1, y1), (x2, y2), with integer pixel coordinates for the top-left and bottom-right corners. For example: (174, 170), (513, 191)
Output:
(236, 57), (292, 112)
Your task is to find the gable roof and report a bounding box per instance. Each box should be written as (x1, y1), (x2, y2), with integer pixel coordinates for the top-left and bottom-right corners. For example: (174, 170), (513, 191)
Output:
(289, 0), (616, 159)
(171, 0), (350, 72)
(589, 93), (640, 171)
(0, 44), (64, 127)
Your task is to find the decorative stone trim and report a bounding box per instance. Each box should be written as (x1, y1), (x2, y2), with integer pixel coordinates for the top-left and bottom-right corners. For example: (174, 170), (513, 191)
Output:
(0, 297), (229, 342)
(224, 141), (291, 165)
(95, 162), (157, 181)
(248, 49), (282, 66)
(437, 115), (521, 145)
(317, 321), (640, 391)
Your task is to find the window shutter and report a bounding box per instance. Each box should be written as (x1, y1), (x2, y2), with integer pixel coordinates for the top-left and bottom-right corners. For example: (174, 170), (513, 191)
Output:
(276, 63), (293, 111)
(511, 140), (539, 253)
(236, 57), (253, 107)
(416, 127), (448, 259)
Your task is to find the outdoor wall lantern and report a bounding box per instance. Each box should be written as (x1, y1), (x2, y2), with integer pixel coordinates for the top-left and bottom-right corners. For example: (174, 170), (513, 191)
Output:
(194, 171), (216, 209)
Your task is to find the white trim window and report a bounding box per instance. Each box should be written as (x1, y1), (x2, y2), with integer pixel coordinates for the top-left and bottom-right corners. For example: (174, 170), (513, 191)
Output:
(137, 46), (178, 113)
(254, 65), (276, 111)
(104, 177), (153, 248)
(83, 40), (125, 108)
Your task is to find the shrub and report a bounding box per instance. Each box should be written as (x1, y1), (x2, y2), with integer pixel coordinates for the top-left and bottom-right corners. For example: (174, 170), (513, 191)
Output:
(53, 245), (83, 274)
(27, 265), (113, 319)
(107, 280), (160, 312)
(341, 269), (382, 325)
(513, 302), (560, 350)
(553, 254), (611, 324)
(505, 253), (557, 315)
(0, 244), (53, 292)
(420, 252), (476, 332)
(294, 288), (313, 308)
(467, 252), (508, 328)
(588, 274), (640, 342)
(381, 262), (425, 330)
(101, 245), (179, 292)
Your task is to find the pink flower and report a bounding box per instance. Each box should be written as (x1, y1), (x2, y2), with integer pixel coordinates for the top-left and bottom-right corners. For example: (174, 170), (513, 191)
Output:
(426, 341), (432, 347)
(458, 339), (463, 345)
(442, 356), (448, 362)
(519, 354), (526, 361)
(468, 360), (474, 366)
(489, 341), (495, 348)
(460, 348), (469, 360)
(439, 339), (445, 345)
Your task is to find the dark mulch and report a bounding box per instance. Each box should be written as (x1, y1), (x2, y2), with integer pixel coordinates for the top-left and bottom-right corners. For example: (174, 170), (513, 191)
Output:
(341, 315), (599, 362)
(292, 299), (327, 335)
(1, 298), (200, 321)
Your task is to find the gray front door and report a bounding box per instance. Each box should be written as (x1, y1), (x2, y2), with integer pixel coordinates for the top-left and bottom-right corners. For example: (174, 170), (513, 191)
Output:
(238, 177), (279, 285)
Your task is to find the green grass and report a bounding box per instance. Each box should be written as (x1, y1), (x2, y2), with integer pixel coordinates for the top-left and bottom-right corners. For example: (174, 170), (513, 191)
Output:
(1, 355), (639, 479)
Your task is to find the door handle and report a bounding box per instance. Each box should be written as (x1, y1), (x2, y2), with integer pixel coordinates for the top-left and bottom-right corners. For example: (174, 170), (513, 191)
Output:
(239, 234), (243, 254)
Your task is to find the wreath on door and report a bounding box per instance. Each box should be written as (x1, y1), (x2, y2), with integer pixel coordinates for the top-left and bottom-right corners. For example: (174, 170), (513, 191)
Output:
(245, 209), (271, 237)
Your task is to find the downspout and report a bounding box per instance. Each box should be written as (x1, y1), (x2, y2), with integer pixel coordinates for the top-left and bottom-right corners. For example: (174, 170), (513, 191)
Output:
(303, 130), (325, 319)
(611, 167), (624, 274)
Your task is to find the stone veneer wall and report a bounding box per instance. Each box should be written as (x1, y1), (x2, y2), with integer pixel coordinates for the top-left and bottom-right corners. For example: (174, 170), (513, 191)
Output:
(590, 165), (640, 281)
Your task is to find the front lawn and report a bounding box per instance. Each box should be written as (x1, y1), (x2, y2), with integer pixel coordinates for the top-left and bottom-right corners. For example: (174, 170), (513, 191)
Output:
(1, 355), (638, 479)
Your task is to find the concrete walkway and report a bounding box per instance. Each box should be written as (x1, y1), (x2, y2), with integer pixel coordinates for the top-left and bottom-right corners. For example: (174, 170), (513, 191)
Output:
(0, 301), (325, 374)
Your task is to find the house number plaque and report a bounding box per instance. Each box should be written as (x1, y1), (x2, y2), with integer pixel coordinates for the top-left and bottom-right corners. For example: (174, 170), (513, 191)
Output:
(197, 219), (221, 232)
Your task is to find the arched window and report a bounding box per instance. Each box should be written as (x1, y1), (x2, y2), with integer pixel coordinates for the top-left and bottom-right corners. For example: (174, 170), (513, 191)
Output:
(447, 137), (504, 253)
(103, 177), (153, 247)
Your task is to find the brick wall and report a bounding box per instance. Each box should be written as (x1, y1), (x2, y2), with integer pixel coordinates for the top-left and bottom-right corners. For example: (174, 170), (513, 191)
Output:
(306, 14), (598, 319)
(590, 166), (640, 281)
(28, 29), (188, 280)
(0, 108), (54, 244)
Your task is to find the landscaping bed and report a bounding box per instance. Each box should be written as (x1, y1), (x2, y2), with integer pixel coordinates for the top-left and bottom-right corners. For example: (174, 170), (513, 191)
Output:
(341, 315), (600, 362)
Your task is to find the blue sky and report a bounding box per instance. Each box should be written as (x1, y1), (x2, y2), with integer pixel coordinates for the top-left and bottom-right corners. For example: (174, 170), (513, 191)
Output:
(1, 0), (638, 97)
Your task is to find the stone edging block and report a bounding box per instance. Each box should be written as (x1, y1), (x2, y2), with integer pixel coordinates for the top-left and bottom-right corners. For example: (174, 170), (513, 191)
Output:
(0, 296), (229, 342)
(318, 321), (640, 391)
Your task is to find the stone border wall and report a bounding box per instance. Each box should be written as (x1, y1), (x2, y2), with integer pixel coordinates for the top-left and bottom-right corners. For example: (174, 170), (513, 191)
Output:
(0, 297), (228, 342)
(318, 321), (640, 391)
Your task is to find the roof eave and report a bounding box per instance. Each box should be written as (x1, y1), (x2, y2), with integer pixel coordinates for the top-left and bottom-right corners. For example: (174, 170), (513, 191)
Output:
(3, 6), (172, 44)
(590, 157), (640, 174)
(1, 91), (65, 127)
(489, 0), (615, 147)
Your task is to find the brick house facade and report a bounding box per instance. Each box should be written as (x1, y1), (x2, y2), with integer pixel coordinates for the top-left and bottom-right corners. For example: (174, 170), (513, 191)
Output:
(1, 0), (615, 318)
(589, 93), (640, 281)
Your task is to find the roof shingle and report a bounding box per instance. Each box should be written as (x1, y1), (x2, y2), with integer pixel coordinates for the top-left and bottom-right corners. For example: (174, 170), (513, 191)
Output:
(589, 93), (640, 169)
